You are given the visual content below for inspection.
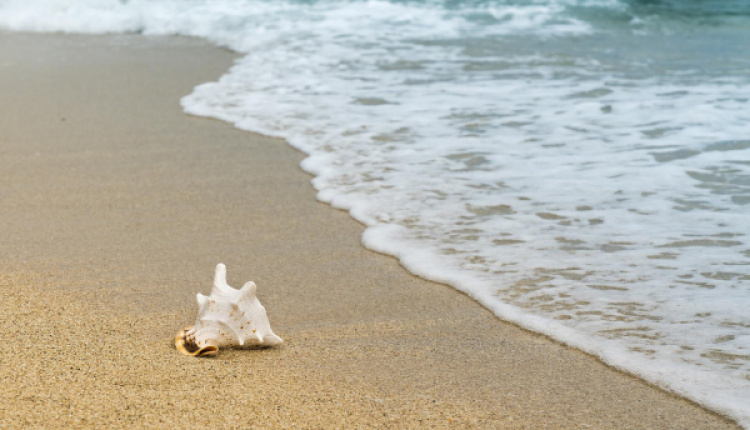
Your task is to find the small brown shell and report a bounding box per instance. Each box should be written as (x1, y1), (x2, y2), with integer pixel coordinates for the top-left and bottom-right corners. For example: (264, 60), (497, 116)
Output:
(175, 325), (219, 357)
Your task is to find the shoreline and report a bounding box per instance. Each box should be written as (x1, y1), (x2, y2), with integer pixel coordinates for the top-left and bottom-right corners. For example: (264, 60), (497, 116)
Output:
(0, 32), (740, 429)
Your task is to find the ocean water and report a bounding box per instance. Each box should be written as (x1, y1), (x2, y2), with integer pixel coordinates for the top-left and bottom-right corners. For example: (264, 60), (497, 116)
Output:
(2, 0), (748, 425)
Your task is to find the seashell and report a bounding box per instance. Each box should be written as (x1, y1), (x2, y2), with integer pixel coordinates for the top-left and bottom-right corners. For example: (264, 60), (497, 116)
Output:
(175, 263), (283, 357)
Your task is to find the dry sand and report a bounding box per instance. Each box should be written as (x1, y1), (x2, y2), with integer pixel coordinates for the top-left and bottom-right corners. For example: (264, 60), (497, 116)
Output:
(0, 32), (740, 429)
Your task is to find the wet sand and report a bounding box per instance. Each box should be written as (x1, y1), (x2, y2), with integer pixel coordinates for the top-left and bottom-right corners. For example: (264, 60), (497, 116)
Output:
(0, 32), (740, 429)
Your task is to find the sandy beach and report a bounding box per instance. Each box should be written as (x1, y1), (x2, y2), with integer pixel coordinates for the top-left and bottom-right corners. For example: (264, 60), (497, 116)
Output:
(0, 32), (740, 429)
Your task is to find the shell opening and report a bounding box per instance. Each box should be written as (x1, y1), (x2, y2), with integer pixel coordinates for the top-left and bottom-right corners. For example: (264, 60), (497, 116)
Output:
(175, 326), (219, 357)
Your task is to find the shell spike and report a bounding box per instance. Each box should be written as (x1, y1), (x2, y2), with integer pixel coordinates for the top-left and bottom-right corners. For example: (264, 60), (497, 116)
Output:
(196, 293), (209, 311)
(214, 263), (227, 286)
(211, 263), (231, 295)
(265, 333), (284, 346)
(239, 281), (257, 302)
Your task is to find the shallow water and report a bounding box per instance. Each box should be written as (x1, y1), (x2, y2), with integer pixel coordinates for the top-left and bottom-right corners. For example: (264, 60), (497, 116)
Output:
(2, 0), (749, 425)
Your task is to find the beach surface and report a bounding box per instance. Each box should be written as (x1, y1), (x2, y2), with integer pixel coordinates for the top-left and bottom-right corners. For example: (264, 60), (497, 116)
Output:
(0, 32), (740, 429)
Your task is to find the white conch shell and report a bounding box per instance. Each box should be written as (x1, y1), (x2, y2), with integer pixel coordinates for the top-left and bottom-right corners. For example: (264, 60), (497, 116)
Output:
(175, 263), (283, 357)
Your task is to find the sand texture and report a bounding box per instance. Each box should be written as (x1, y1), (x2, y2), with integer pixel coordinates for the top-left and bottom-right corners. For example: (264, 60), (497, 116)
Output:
(0, 32), (740, 429)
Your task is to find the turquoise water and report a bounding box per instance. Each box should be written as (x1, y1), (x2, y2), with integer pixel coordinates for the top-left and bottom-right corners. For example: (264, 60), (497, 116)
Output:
(1, 0), (749, 425)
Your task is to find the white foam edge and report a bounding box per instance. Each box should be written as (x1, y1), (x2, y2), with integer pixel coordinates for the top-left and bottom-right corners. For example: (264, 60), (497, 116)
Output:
(361, 223), (749, 428)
